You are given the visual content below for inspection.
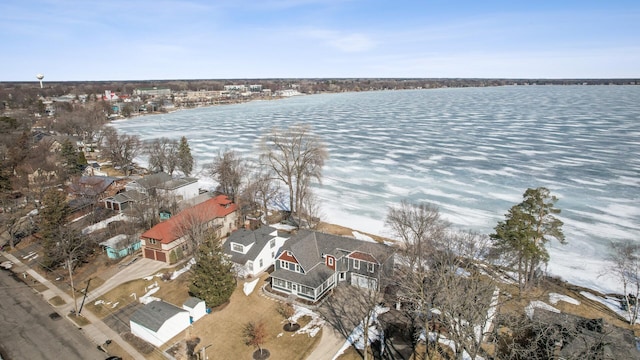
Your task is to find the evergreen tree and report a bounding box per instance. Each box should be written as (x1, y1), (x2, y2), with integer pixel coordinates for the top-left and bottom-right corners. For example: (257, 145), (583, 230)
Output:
(60, 139), (83, 175)
(177, 136), (194, 176)
(491, 187), (565, 292)
(189, 234), (235, 308)
(40, 189), (72, 268)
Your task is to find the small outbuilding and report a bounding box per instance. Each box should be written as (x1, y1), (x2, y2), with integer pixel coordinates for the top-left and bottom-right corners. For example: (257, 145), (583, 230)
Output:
(182, 297), (207, 322)
(99, 234), (141, 260)
(130, 300), (190, 347)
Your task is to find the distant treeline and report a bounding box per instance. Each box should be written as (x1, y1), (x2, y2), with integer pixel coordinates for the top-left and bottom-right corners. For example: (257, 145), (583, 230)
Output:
(1, 77), (637, 111)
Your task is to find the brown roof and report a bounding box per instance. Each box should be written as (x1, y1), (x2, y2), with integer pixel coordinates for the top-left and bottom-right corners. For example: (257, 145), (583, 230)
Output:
(141, 195), (237, 244)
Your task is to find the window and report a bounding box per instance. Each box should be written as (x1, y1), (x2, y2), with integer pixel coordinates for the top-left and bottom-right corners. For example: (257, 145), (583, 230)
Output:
(232, 243), (243, 253)
(271, 251), (275, 258)
(339, 272), (346, 281)
(328, 257), (334, 266)
(259, 259), (263, 267)
(270, 239), (276, 248)
(353, 259), (360, 269)
(280, 260), (286, 269)
(148, 239), (157, 245)
(295, 264), (300, 272)
(368, 263), (375, 273)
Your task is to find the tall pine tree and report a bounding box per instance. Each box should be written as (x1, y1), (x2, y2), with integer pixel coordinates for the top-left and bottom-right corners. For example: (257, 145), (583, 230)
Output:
(40, 189), (72, 268)
(491, 187), (565, 292)
(177, 136), (194, 176)
(189, 234), (235, 308)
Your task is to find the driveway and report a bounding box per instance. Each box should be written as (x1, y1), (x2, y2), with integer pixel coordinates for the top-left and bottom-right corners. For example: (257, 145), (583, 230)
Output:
(86, 257), (169, 302)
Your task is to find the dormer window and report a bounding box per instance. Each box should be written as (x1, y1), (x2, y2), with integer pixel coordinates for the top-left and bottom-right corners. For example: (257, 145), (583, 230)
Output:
(231, 243), (243, 253)
(368, 263), (375, 273)
(287, 251), (292, 256)
(353, 259), (360, 269)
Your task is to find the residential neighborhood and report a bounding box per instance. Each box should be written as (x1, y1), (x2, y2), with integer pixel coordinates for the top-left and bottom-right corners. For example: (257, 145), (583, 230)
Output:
(2, 78), (640, 360)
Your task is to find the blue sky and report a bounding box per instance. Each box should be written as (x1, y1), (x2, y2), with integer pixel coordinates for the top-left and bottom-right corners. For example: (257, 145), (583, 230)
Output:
(1, 0), (639, 81)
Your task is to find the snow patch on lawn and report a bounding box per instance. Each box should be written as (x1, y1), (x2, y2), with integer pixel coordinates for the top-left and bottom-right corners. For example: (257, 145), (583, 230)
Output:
(293, 305), (325, 338)
(352, 231), (376, 243)
(171, 258), (195, 280)
(549, 292), (580, 306)
(579, 291), (636, 323)
(243, 278), (259, 296)
(525, 300), (560, 319)
(333, 305), (389, 359)
(139, 286), (160, 304)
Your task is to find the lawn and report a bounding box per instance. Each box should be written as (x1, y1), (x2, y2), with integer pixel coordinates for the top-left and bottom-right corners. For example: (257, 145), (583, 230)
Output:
(86, 269), (321, 360)
(165, 273), (321, 360)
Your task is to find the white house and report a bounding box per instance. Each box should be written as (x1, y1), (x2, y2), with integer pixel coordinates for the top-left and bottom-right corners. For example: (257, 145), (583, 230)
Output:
(223, 225), (289, 278)
(157, 177), (199, 202)
(182, 297), (206, 322)
(130, 300), (190, 347)
(125, 172), (199, 202)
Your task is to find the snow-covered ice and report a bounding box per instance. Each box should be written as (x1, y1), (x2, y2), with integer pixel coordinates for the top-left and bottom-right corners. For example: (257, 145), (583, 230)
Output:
(112, 86), (640, 295)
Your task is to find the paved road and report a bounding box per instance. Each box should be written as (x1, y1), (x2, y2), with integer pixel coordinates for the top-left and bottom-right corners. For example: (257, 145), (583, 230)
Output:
(0, 269), (106, 360)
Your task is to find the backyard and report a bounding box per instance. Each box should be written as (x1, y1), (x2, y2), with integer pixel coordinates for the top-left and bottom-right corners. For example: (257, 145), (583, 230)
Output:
(87, 269), (322, 359)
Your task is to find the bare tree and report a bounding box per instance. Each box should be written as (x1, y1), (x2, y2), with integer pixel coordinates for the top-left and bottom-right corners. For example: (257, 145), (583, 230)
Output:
(385, 200), (449, 270)
(242, 168), (281, 221)
(319, 285), (383, 360)
(243, 320), (269, 357)
(608, 240), (640, 325)
(300, 190), (323, 229)
(386, 201), (498, 360)
(425, 232), (497, 360)
(208, 149), (245, 202)
(259, 124), (328, 225)
(144, 137), (179, 174)
(101, 127), (142, 173)
(58, 227), (93, 315)
(172, 208), (214, 260)
(276, 296), (297, 331)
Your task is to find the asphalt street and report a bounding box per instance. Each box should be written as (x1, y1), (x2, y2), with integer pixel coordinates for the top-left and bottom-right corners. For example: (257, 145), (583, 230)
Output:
(0, 268), (106, 360)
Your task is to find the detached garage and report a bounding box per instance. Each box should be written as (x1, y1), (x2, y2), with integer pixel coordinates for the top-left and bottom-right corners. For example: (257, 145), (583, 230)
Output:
(130, 300), (190, 347)
(182, 297), (206, 322)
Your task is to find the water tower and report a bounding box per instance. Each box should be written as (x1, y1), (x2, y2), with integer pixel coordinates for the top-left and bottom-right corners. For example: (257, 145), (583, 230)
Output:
(36, 74), (44, 88)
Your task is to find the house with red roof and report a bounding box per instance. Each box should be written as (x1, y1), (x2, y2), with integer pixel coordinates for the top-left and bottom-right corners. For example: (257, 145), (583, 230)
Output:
(140, 194), (238, 263)
(270, 230), (395, 303)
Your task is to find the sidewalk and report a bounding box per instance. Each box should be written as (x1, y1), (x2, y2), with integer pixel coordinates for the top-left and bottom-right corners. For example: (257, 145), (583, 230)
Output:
(1, 251), (147, 360)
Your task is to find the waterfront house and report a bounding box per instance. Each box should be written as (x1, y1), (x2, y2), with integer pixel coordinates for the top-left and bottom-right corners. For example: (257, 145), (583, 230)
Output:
(270, 230), (395, 303)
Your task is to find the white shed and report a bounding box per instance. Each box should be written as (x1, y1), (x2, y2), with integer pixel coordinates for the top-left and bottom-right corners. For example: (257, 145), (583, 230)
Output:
(130, 300), (190, 347)
(182, 297), (207, 322)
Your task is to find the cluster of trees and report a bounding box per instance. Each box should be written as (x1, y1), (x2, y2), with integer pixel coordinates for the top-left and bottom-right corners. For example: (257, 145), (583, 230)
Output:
(321, 187), (571, 360)
(207, 124), (328, 227)
(145, 136), (194, 176)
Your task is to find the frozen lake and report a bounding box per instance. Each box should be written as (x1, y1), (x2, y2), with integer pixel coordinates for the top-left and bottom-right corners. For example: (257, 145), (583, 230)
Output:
(111, 85), (640, 294)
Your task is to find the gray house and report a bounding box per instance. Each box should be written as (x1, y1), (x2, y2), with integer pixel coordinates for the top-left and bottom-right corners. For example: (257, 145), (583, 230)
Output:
(270, 230), (395, 303)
